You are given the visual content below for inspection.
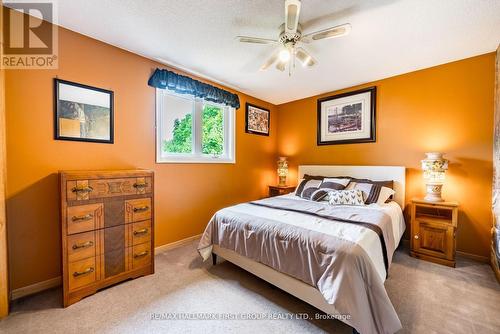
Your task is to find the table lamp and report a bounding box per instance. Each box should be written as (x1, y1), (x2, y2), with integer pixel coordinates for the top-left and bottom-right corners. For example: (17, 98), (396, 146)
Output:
(421, 152), (448, 202)
(277, 157), (288, 186)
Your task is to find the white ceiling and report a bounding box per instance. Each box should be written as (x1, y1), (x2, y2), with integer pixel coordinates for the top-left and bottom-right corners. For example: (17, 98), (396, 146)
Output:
(31, 0), (500, 104)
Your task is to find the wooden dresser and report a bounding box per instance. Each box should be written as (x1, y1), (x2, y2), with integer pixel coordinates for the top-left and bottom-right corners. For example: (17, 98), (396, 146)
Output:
(410, 199), (459, 267)
(59, 170), (154, 306)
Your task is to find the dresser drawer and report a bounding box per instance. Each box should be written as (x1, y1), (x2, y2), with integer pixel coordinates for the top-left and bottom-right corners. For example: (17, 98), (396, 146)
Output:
(131, 220), (151, 246)
(68, 257), (97, 291)
(67, 231), (97, 263)
(125, 198), (152, 223)
(67, 177), (152, 201)
(131, 242), (151, 269)
(67, 203), (103, 235)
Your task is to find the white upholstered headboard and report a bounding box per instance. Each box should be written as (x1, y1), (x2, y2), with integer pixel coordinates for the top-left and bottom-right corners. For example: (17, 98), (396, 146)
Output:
(298, 165), (406, 208)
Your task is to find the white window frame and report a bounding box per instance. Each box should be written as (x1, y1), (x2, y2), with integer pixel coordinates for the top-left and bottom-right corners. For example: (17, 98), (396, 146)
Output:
(156, 89), (235, 164)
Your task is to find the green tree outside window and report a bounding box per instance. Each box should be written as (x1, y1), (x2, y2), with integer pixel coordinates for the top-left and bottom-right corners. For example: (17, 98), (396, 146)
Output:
(163, 105), (224, 155)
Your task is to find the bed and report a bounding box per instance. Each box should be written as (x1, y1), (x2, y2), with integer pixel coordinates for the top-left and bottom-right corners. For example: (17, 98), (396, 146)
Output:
(198, 165), (406, 334)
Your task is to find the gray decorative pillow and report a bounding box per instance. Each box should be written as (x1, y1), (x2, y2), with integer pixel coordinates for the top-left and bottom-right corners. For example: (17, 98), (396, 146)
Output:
(349, 182), (395, 204)
(299, 178), (350, 201)
(320, 178), (350, 190)
(328, 190), (365, 206)
(309, 188), (330, 201)
(296, 179), (322, 197)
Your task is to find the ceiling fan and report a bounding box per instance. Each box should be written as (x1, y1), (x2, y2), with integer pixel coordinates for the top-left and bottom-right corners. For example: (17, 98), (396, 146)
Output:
(237, 0), (351, 76)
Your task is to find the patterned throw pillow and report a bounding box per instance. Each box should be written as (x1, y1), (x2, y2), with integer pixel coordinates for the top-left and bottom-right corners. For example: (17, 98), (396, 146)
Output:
(328, 190), (365, 206)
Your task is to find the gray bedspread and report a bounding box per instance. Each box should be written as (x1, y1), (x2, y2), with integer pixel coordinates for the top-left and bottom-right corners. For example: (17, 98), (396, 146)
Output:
(198, 197), (402, 334)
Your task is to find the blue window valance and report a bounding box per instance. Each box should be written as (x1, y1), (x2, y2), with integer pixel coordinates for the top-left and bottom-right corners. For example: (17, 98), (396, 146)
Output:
(148, 68), (240, 109)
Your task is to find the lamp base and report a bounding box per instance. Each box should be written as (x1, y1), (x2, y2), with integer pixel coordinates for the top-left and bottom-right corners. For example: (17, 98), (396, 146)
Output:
(424, 184), (444, 202)
(278, 176), (287, 187)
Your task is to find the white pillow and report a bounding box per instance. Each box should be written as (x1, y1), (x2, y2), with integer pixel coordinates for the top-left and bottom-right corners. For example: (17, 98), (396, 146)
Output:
(376, 186), (396, 205)
(328, 190), (365, 206)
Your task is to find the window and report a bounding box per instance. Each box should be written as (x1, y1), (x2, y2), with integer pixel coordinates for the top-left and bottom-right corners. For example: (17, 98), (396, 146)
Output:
(156, 89), (235, 163)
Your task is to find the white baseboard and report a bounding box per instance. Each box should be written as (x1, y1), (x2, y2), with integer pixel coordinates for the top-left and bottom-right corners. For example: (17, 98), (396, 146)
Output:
(10, 233), (202, 301)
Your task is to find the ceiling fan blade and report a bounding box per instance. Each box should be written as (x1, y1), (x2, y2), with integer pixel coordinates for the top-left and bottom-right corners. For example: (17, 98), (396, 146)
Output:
(236, 36), (278, 44)
(295, 47), (316, 67)
(285, 0), (301, 35)
(260, 51), (279, 71)
(302, 23), (351, 42)
(276, 61), (286, 72)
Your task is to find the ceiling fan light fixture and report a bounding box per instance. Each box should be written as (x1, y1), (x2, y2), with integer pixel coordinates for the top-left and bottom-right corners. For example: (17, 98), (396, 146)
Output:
(301, 56), (312, 67)
(237, 0), (350, 75)
(279, 49), (291, 62)
(295, 47), (316, 67)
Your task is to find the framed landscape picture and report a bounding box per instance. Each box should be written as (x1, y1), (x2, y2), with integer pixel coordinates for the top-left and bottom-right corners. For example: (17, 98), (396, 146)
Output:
(54, 78), (114, 143)
(245, 103), (270, 136)
(317, 86), (376, 145)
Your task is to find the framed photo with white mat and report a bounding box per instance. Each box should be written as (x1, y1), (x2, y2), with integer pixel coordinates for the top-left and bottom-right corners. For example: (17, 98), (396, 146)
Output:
(54, 78), (114, 144)
(317, 86), (376, 145)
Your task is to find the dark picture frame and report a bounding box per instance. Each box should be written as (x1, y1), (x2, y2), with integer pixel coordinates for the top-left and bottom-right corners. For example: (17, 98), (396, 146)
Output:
(245, 102), (270, 136)
(54, 78), (114, 144)
(317, 86), (376, 145)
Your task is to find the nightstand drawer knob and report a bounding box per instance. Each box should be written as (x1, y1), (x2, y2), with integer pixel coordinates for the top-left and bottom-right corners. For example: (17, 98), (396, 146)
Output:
(414, 235), (419, 239)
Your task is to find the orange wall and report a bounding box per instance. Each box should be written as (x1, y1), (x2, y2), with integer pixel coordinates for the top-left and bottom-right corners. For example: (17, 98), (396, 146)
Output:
(277, 53), (495, 258)
(5, 27), (278, 289)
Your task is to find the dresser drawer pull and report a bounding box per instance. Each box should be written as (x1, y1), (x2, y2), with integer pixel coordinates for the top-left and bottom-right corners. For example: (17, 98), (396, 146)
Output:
(72, 241), (94, 250)
(73, 267), (94, 277)
(133, 206), (149, 213)
(133, 228), (149, 236)
(134, 250), (149, 258)
(133, 182), (148, 189)
(72, 214), (93, 222)
(71, 185), (94, 194)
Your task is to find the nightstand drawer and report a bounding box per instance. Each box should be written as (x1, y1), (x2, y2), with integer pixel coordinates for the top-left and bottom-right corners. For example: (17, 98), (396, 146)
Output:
(268, 185), (296, 197)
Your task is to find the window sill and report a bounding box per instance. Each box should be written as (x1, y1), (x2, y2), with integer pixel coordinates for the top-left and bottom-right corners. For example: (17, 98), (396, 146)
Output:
(156, 158), (236, 164)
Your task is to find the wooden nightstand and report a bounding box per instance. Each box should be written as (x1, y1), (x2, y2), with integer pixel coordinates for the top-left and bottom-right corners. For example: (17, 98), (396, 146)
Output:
(410, 199), (459, 267)
(268, 185), (296, 197)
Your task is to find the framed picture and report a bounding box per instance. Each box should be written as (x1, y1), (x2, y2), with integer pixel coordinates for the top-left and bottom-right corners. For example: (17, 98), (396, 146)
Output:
(317, 86), (376, 145)
(54, 78), (114, 143)
(245, 103), (270, 136)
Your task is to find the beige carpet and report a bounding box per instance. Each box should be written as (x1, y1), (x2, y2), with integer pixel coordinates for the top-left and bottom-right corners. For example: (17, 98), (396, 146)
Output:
(1, 240), (499, 334)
